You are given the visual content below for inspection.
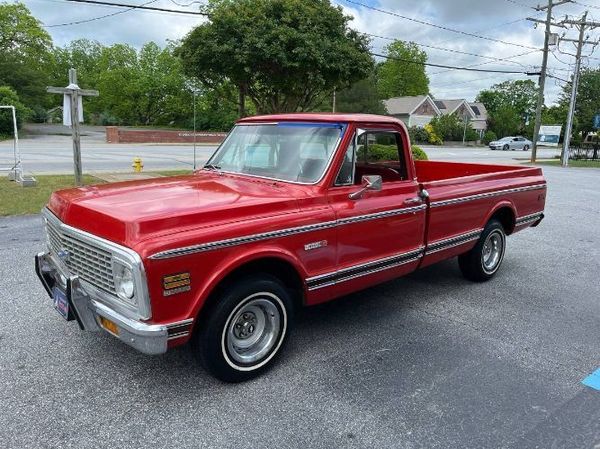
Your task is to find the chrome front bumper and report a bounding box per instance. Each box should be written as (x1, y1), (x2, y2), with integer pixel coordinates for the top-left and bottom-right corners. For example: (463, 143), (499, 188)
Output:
(35, 252), (175, 355)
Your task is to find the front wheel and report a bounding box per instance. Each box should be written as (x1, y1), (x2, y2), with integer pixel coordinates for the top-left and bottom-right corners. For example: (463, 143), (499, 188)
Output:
(503, 144), (509, 151)
(192, 274), (293, 382)
(458, 219), (506, 282)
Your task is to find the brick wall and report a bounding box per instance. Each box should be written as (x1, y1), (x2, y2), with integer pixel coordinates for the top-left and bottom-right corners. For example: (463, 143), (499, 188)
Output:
(106, 126), (227, 144)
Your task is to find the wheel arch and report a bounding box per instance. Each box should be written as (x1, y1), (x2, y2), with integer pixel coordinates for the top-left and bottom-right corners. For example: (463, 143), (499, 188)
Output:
(190, 249), (306, 328)
(485, 202), (517, 235)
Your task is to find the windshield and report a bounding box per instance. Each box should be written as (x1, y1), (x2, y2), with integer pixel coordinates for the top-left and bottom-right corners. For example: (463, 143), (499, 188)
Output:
(205, 123), (345, 183)
(499, 137), (513, 141)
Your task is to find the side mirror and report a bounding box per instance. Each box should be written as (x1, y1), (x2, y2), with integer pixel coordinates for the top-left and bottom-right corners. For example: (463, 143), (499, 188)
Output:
(349, 175), (382, 200)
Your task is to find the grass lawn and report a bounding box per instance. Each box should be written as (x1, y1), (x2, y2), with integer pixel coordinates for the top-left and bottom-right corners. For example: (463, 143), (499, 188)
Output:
(0, 174), (103, 216)
(533, 159), (600, 168)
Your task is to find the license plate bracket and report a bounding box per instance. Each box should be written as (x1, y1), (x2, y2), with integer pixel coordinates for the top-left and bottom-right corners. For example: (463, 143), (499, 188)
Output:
(52, 286), (70, 320)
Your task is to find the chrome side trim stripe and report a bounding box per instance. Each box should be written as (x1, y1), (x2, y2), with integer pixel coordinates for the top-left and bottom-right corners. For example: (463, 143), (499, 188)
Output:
(150, 206), (426, 260)
(337, 204), (426, 225)
(425, 229), (483, 255)
(515, 211), (544, 225)
(166, 318), (194, 340)
(306, 247), (425, 291)
(430, 183), (546, 208)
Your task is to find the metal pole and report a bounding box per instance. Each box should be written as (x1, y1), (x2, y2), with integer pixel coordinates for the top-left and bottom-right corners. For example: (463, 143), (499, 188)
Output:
(531, 0), (553, 163)
(193, 90), (197, 170)
(10, 106), (19, 176)
(561, 12), (587, 168)
(68, 68), (83, 186)
(462, 116), (468, 145)
(332, 87), (336, 113)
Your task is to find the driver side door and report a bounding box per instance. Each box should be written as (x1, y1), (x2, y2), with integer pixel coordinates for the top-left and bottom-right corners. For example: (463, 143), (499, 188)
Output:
(319, 127), (426, 297)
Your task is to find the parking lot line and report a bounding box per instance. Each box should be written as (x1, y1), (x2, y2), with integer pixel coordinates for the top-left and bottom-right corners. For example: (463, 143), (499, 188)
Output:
(582, 368), (600, 391)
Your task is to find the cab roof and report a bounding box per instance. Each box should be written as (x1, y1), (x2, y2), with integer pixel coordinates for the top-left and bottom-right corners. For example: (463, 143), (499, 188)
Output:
(237, 113), (404, 126)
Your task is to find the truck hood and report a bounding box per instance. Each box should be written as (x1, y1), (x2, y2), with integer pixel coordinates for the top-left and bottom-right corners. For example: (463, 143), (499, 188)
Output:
(48, 172), (301, 246)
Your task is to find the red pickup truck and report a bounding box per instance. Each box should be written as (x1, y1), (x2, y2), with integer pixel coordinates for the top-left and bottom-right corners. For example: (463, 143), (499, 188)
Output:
(35, 113), (546, 382)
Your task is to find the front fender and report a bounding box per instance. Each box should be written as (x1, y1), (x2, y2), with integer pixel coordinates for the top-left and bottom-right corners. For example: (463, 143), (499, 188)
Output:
(187, 245), (307, 321)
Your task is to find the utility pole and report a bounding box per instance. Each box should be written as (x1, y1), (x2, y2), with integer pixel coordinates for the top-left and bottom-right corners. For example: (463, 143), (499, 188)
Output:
(560, 12), (600, 166)
(528, 0), (571, 163)
(332, 87), (337, 113)
(47, 69), (99, 186)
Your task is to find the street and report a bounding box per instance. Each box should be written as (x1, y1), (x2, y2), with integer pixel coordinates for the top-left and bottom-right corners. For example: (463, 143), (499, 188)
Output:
(0, 127), (562, 174)
(0, 165), (598, 448)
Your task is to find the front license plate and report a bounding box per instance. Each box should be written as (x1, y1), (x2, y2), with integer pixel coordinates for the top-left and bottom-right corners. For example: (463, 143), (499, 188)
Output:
(52, 287), (69, 320)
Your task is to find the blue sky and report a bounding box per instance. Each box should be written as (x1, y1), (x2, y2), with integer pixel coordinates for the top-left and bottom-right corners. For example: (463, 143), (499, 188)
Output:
(23, 0), (600, 104)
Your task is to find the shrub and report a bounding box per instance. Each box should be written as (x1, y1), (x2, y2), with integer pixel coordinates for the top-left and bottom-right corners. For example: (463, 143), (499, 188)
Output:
(408, 126), (429, 143)
(411, 145), (428, 161)
(482, 130), (497, 144)
(0, 86), (31, 136)
(357, 143), (428, 161)
(424, 123), (443, 145)
(464, 127), (480, 142)
(31, 105), (48, 123)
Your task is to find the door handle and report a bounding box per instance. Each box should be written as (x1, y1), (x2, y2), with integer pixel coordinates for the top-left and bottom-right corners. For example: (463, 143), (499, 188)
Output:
(404, 197), (422, 205)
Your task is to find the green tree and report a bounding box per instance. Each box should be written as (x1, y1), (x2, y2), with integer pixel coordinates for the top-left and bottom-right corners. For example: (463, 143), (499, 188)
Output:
(334, 72), (386, 114)
(559, 68), (600, 137)
(0, 86), (31, 135)
(0, 2), (53, 108)
(487, 105), (521, 138)
(429, 113), (477, 141)
(376, 40), (429, 99)
(177, 0), (373, 115)
(476, 80), (537, 136)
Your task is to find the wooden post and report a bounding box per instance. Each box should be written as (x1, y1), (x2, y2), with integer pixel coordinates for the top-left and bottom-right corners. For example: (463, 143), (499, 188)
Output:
(47, 68), (99, 186)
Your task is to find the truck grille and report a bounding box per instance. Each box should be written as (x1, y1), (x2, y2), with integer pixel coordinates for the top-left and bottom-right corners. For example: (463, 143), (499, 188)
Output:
(45, 219), (116, 294)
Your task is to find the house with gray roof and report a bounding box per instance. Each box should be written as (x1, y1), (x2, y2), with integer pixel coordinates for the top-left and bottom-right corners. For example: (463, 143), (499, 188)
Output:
(383, 95), (441, 128)
(384, 94), (488, 138)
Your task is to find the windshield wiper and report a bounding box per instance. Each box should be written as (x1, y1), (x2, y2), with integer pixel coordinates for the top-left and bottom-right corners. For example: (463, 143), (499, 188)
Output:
(203, 164), (221, 171)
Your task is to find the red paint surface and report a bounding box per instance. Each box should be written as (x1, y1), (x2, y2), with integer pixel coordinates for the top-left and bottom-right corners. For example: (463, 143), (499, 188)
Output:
(48, 114), (546, 347)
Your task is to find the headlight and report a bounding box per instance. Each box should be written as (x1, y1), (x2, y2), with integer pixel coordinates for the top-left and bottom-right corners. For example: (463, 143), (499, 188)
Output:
(114, 261), (136, 302)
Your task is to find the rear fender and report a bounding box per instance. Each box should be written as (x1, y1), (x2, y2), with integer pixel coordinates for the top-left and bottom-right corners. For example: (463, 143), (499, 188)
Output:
(483, 201), (517, 234)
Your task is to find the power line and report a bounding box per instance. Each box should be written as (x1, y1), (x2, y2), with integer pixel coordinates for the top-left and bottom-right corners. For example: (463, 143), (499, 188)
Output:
(428, 49), (541, 75)
(62, 0), (208, 15)
(572, 1), (600, 9)
(369, 51), (539, 74)
(45, 0), (159, 27)
(362, 32), (539, 67)
(503, 0), (537, 8)
(167, 0), (206, 6)
(341, 0), (541, 50)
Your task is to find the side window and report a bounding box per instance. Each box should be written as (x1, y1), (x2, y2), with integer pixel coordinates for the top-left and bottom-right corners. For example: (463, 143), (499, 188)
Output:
(335, 130), (408, 186)
(357, 130), (407, 183)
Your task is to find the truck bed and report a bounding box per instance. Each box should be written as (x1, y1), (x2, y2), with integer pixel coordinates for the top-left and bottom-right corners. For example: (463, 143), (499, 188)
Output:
(413, 160), (546, 269)
(414, 160), (541, 184)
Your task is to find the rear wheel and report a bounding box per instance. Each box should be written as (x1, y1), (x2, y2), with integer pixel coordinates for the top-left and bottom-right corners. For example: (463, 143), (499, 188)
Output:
(458, 219), (506, 282)
(192, 274), (293, 382)
(523, 145), (529, 151)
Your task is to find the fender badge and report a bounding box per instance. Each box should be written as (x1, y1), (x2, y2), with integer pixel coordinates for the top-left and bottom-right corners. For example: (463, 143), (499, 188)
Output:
(304, 240), (328, 251)
(163, 272), (191, 296)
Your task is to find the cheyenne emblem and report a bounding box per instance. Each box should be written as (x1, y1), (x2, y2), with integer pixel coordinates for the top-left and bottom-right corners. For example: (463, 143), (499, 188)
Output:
(304, 240), (328, 251)
(163, 272), (191, 296)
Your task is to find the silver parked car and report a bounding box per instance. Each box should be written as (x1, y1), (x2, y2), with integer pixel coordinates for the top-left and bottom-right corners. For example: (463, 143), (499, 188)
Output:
(489, 136), (532, 151)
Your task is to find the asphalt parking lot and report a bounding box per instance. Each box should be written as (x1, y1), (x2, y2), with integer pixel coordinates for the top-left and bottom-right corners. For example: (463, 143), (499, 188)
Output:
(0, 166), (599, 448)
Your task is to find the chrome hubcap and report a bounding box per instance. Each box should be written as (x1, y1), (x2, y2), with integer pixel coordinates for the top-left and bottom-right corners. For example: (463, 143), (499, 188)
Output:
(482, 231), (504, 272)
(226, 297), (281, 365)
